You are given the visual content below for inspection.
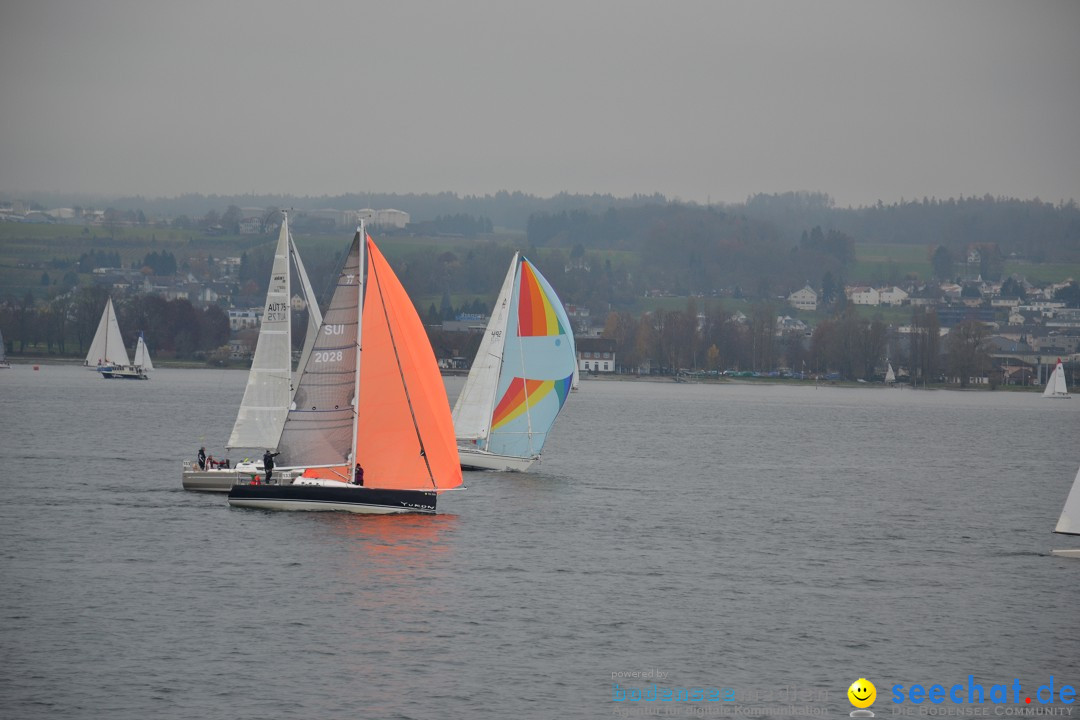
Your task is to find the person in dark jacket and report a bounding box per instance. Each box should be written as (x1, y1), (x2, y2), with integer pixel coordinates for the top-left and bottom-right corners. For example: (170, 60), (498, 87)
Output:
(263, 450), (280, 484)
(198, 447), (207, 471)
(353, 463), (364, 486)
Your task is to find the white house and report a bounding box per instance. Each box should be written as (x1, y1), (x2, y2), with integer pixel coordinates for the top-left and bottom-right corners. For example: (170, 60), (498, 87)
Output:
(878, 286), (909, 306)
(788, 285), (818, 311)
(848, 286), (880, 306)
(577, 337), (616, 374)
(229, 308), (261, 331)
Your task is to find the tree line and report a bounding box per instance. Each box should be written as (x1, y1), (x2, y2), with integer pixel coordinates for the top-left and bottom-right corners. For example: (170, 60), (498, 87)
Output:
(598, 299), (990, 387)
(0, 286), (229, 360)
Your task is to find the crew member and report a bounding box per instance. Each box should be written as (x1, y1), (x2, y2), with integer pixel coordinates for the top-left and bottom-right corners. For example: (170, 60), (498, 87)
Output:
(263, 449), (280, 484)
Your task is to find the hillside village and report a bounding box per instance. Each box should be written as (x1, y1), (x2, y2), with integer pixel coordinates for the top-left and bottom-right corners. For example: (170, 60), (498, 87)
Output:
(1, 200), (1077, 388)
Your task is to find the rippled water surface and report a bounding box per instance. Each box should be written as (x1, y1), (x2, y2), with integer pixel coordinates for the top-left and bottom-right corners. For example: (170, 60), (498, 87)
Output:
(1, 365), (1078, 719)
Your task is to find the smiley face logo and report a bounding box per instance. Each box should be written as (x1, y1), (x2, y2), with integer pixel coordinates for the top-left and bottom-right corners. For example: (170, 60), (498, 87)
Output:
(848, 678), (877, 708)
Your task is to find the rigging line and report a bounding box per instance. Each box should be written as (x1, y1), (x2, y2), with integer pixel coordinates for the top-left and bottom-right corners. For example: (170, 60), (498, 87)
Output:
(369, 242), (438, 490)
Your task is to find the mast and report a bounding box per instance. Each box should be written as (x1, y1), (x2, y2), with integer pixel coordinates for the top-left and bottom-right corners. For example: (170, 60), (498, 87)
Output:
(283, 211), (293, 391)
(348, 220), (365, 470)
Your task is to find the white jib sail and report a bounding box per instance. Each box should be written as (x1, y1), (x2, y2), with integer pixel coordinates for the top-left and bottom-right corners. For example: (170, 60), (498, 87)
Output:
(290, 235), (323, 388)
(452, 253), (518, 443)
(86, 297), (131, 367)
(1055, 465), (1080, 535)
(227, 217), (293, 449)
(134, 333), (154, 370)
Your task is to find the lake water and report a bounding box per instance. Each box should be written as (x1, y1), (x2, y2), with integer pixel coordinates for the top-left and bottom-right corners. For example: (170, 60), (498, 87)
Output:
(1, 365), (1078, 719)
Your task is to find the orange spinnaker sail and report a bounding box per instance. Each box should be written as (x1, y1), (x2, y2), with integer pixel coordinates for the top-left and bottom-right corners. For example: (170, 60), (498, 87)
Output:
(358, 237), (461, 491)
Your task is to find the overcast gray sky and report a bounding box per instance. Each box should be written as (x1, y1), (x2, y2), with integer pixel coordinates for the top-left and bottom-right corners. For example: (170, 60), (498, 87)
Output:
(1, 0), (1077, 207)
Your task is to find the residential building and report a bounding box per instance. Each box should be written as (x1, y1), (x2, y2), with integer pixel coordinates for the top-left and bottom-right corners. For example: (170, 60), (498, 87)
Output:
(441, 313), (488, 333)
(229, 308), (261, 331)
(788, 285), (818, 311)
(848, 286), (879, 305)
(577, 337), (616, 374)
(878, 286), (909, 306)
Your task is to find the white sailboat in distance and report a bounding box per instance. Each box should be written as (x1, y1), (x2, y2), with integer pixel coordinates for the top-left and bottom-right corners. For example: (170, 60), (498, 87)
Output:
(1051, 464), (1080, 559)
(1043, 358), (1070, 399)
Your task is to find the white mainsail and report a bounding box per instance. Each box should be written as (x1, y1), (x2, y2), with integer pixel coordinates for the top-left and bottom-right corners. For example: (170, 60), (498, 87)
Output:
(885, 363), (895, 384)
(1043, 359), (1069, 398)
(1054, 465), (1080, 536)
(85, 297), (130, 368)
(227, 217), (294, 450)
(133, 332), (154, 370)
(451, 253), (517, 442)
(0, 328), (8, 367)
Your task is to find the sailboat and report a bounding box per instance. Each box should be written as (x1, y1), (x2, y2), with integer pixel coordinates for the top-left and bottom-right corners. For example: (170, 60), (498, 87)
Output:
(0, 328), (9, 368)
(85, 297), (130, 371)
(1051, 464), (1080, 559)
(101, 330), (154, 380)
(228, 225), (462, 514)
(884, 362), (896, 384)
(1043, 358), (1070, 399)
(452, 253), (576, 472)
(181, 212), (323, 491)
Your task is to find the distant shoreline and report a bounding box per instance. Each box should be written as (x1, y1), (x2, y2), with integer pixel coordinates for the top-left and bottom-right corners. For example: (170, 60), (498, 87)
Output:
(5, 356), (1045, 392)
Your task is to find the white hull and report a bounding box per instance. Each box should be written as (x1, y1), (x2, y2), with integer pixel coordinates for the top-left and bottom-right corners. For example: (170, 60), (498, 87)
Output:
(181, 460), (286, 492)
(1050, 548), (1080, 558)
(181, 468), (255, 492)
(457, 445), (539, 472)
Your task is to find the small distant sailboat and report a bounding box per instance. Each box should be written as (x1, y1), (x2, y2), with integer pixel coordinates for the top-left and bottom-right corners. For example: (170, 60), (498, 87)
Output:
(85, 297), (130, 371)
(228, 225), (462, 514)
(452, 253), (576, 472)
(1043, 358), (1070, 399)
(884, 362), (896, 385)
(101, 330), (154, 380)
(181, 211), (322, 491)
(1051, 464), (1080, 559)
(0, 328), (9, 368)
